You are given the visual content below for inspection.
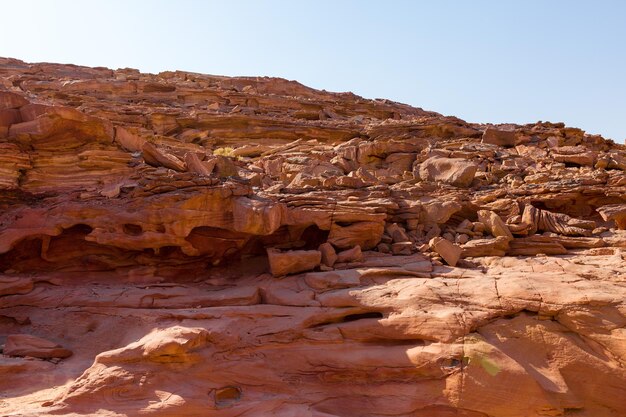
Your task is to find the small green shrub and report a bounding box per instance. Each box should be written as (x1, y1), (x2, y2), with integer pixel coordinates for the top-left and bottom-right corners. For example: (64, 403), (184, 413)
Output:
(213, 147), (235, 157)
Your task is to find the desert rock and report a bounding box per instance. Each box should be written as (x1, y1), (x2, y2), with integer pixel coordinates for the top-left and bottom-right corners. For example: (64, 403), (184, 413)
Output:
(3, 334), (72, 359)
(597, 204), (626, 229)
(0, 58), (624, 417)
(418, 156), (478, 187)
(267, 248), (322, 276)
(429, 237), (462, 266)
(481, 126), (517, 147)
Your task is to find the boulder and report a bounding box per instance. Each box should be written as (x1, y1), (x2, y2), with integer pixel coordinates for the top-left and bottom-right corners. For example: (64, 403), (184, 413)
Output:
(419, 199), (462, 224)
(328, 221), (384, 250)
(597, 204), (626, 230)
(477, 210), (514, 239)
(455, 233), (469, 244)
(267, 248), (321, 277)
(385, 223), (409, 243)
(418, 156), (478, 188)
(142, 142), (186, 171)
(391, 242), (413, 256)
(552, 146), (596, 166)
(461, 236), (511, 257)
(214, 155), (239, 177)
(482, 127), (517, 147)
(336, 245), (363, 263)
(520, 205), (596, 236)
(607, 153), (626, 171)
(429, 237), (462, 266)
(185, 152), (216, 176)
(318, 242), (338, 267)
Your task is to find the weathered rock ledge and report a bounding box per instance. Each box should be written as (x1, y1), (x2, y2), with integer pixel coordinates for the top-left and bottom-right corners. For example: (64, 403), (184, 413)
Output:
(0, 57), (625, 417)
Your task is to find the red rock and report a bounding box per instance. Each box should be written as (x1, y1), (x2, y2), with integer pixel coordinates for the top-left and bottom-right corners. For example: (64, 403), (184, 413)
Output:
(0, 58), (624, 417)
(419, 199), (462, 224)
(552, 146), (596, 166)
(607, 153), (626, 171)
(318, 242), (338, 267)
(508, 236), (568, 256)
(328, 221), (384, 250)
(267, 248), (321, 276)
(429, 237), (462, 266)
(184, 152), (215, 176)
(455, 233), (469, 244)
(462, 236), (511, 257)
(0, 91), (28, 109)
(0, 276), (34, 296)
(482, 127), (517, 147)
(3, 334), (72, 359)
(304, 270), (360, 290)
(113, 126), (146, 152)
(19, 103), (49, 122)
(391, 241), (413, 255)
(418, 156), (478, 187)
(597, 204), (626, 229)
(0, 108), (21, 130)
(477, 210), (514, 239)
(335, 245), (363, 263)
(385, 222), (410, 243)
(141, 141), (186, 171)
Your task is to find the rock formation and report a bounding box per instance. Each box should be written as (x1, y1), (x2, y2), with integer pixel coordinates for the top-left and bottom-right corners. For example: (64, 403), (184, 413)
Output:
(0, 57), (625, 417)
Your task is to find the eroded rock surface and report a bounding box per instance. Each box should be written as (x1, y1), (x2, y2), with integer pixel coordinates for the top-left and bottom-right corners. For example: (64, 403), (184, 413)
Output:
(0, 57), (625, 417)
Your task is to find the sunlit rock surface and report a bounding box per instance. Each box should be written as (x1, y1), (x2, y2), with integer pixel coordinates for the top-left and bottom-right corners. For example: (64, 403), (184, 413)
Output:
(0, 57), (625, 417)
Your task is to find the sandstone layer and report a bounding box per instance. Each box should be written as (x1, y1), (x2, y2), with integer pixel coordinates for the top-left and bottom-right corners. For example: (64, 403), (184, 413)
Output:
(0, 57), (625, 417)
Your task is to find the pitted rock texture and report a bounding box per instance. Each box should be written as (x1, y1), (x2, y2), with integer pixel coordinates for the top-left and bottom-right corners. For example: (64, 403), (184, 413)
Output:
(0, 57), (625, 417)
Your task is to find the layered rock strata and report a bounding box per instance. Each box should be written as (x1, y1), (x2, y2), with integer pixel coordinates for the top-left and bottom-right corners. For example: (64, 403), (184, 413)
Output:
(0, 57), (625, 417)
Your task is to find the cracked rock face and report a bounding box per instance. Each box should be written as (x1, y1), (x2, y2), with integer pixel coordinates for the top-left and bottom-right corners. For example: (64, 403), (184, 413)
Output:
(0, 57), (625, 417)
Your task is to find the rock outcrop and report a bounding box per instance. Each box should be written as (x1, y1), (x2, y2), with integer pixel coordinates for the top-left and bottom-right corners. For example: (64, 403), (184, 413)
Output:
(0, 57), (625, 417)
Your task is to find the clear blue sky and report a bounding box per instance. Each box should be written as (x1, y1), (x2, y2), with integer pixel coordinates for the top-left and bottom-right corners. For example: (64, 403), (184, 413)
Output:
(2, 0), (625, 142)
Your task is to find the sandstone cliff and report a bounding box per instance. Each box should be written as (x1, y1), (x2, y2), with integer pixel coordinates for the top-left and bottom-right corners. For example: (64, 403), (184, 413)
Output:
(0, 57), (625, 417)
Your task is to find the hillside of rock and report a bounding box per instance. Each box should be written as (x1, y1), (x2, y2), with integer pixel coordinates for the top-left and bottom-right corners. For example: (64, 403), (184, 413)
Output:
(0, 57), (625, 417)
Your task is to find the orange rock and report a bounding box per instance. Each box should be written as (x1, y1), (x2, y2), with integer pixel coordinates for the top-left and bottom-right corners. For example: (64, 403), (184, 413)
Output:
(0, 58), (624, 417)
(462, 236), (510, 257)
(597, 204), (626, 229)
(318, 242), (338, 267)
(418, 156), (478, 187)
(267, 248), (321, 276)
(477, 210), (514, 239)
(482, 127), (517, 147)
(0, 91), (28, 109)
(4, 334), (72, 359)
(328, 221), (384, 250)
(0, 276), (34, 296)
(336, 245), (363, 263)
(429, 237), (462, 266)
(184, 152), (215, 176)
(114, 126), (146, 152)
(141, 142), (186, 171)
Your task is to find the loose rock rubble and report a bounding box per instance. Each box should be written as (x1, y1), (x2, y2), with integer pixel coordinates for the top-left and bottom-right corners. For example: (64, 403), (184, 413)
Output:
(0, 57), (625, 417)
